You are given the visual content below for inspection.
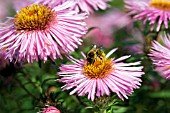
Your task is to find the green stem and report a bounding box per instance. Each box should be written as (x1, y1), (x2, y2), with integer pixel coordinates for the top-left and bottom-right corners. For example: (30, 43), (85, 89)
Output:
(143, 32), (159, 55)
(99, 109), (107, 113)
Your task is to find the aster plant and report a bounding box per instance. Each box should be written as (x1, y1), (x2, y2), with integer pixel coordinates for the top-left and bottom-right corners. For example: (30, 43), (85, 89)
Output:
(125, 0), (170, 31)
(1, 0), (170, 113)
(149, 33), (170, 79)
(0, 0), (87, 63)
(58, 47), (144, 101)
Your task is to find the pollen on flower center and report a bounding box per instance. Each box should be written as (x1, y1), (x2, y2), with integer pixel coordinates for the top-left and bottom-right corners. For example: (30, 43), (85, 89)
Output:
(150, 0), (170, 10)
(14, 4), (55, 31)
(83, 58), (113, 79)
(165, 65), (170, 69)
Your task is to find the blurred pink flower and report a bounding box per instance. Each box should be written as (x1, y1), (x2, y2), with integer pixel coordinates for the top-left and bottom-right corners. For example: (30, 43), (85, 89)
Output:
(0, 1), (87, 63)
(125, 0), (170, 31)
(0, 0), (11, 22)
(58, 48), (144, 101)
(85, 10), (131, 48)
(43, 106), (60, 113)
(149, 33), (170, 79)
(12, 0), (33, 11)
(123, 29), (144, 54)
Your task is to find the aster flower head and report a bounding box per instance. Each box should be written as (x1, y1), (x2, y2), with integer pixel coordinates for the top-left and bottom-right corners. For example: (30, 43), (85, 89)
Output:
(41, 106), (60, 113)
(58, 46), (144, 101)
(56, 0), (111, 14)
(125, 0), (170, 31)
(76, 0), (111, 14)
(149, 33), (170, 79)
(0, 0), (87, 63)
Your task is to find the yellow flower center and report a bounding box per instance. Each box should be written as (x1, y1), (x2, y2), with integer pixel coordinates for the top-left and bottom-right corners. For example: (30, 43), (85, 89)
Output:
(83, 58), (113, 79)
(150, 0), (170, 10)
(165, 65), (170, 69)
(14, 4), (56, 31)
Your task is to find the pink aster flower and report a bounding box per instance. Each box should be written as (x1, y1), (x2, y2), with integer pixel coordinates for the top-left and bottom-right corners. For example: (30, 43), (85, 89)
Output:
(0, 1), (87, 63)
(58, 47), (144, 101)
(42, 106), (60, 113)
(76, 0), (111, 13)
(54, 0), (111, 14)
(125, 0), (170, 31)
(149, 33), (170, 79)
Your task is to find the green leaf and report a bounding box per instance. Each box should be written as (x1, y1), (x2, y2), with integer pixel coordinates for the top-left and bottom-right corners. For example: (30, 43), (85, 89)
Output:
(150, 90), (170, 98)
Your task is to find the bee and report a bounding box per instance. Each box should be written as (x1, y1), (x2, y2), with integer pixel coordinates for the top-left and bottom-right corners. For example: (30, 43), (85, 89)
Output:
(86, 46), (105, 64)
